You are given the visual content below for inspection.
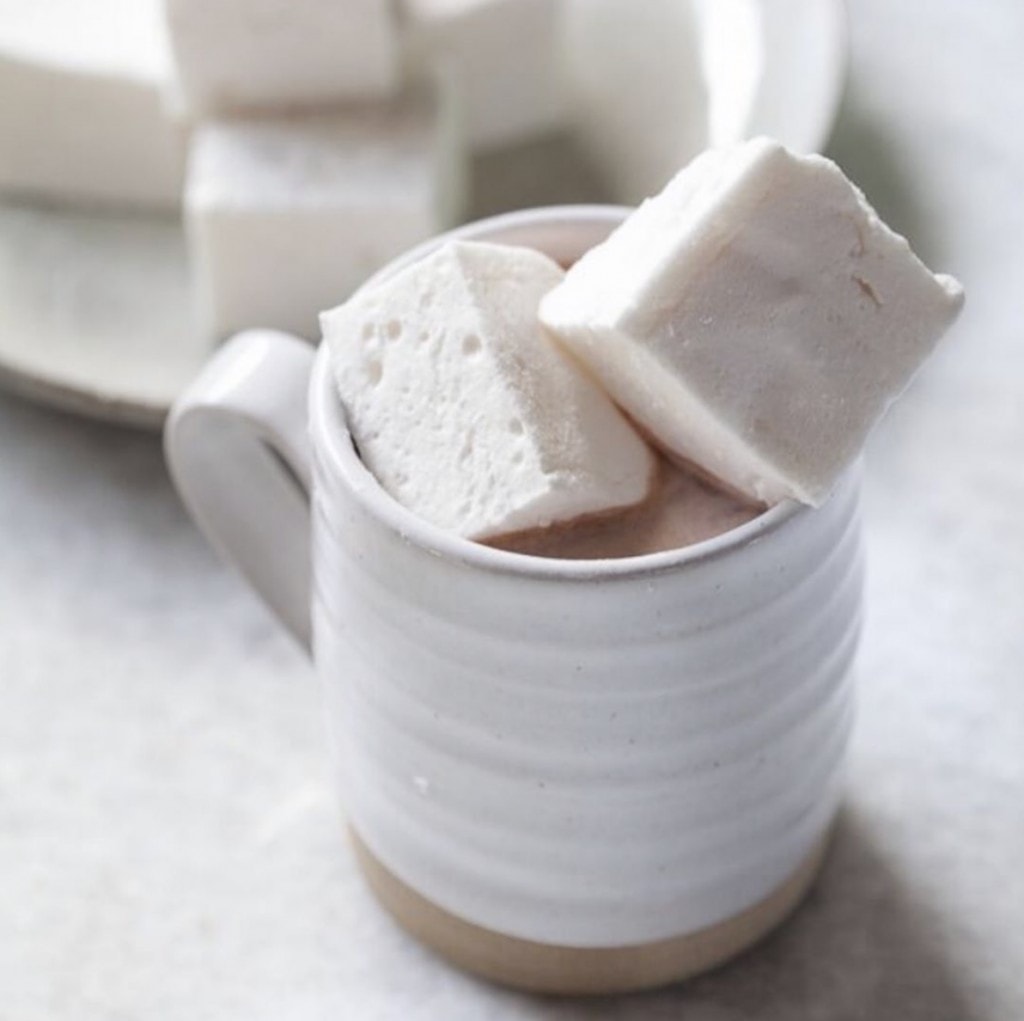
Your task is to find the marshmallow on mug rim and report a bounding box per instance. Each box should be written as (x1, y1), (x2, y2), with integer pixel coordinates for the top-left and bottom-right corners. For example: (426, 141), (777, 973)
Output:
(403, 0), (570, 150)
(540, 138), (965, 506)
(323, 241), (655, 540)
(165, 0), (400, 116)
(186, 88), (465, 342)
(0, 0), (184, 208)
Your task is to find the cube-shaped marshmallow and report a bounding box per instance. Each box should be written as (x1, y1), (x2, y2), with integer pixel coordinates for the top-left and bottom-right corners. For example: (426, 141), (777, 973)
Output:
(0, 0), (184, 208)
(541, 139), (965, 506)
(165, 0), (400, 115)
(563, 0), (707, 204)
(186, 91), (466, 342)
(403, 0), (569, 150)
(324, 241), (655, 539)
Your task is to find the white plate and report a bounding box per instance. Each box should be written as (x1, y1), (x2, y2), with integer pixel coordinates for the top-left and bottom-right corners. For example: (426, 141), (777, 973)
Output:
(0, 203), (199, 428)
(696, 0), (847, 153)
(0, 0), (846, 431)
(748, 0), (848, 153)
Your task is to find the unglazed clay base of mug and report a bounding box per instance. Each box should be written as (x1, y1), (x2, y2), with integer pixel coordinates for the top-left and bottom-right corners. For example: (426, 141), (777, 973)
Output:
(351, 828), (831, 995)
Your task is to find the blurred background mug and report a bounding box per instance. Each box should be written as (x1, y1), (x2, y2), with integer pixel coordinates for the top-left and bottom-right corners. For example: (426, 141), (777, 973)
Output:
(165, 207), (863, 994)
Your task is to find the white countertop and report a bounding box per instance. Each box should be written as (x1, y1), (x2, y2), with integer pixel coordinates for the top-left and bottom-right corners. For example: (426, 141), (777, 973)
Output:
(2, 0), (1022, 1016)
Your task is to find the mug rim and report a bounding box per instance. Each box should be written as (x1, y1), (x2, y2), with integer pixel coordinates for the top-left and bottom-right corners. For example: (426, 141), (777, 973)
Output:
(309, 205), (815, 581)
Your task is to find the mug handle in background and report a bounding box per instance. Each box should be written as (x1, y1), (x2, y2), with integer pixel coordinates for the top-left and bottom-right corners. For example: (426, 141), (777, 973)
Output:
(164, 330), (316, 653)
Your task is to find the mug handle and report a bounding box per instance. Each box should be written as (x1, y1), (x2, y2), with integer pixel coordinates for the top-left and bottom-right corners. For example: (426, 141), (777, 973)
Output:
(164, 330), (316, 653)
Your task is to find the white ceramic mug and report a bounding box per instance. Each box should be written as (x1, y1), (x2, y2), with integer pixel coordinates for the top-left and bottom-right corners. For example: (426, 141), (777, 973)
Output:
(165, 206), (863, 994)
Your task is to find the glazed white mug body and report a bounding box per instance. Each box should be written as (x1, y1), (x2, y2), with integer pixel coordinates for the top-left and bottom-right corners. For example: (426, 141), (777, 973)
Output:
(165, 207), (863, 993)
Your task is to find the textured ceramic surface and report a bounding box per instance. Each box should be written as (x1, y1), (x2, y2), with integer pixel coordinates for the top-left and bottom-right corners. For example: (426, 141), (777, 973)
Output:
(167, 206), (863, 954)
(311, 348), (861, 946)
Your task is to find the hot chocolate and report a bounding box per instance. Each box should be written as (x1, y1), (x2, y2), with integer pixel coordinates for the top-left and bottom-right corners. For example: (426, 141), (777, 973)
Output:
(489, 454), (761, 560)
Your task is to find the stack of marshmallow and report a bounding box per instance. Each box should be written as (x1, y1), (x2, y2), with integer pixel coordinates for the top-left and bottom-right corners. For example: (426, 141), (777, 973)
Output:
(166, 0), (470, 341)
(1, 0), (734, 349)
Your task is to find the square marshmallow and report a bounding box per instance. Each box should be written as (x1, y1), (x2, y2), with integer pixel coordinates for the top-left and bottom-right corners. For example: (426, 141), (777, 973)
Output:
(0, 0), (185, 208)
(186, 91), (466, 342)
(403, 0), (569, 150)
(563, 0), (708, 204)
(165, 0), (400, 116)
(323, 241), (654, 540)
(541, 138), (965, 506)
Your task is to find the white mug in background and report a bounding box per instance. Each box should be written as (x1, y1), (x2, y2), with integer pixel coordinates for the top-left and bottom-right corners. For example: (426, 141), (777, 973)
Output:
(165, 207), (863, 994)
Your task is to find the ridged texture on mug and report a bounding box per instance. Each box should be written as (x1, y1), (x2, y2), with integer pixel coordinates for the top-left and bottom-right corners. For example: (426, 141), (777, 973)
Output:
(312, 444), (862, 947)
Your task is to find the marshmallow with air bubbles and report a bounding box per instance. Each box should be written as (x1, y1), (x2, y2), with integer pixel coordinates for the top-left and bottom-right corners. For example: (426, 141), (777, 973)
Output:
(0, 0), (184, 209)
(165, 0), (400, 116)
(323, 241), (655, 540)
(186, 87), (465, 342)
(541, 138), (965, 507)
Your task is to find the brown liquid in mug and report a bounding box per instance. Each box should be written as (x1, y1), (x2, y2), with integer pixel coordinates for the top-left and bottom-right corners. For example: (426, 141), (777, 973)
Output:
(488, 455), (763, 560)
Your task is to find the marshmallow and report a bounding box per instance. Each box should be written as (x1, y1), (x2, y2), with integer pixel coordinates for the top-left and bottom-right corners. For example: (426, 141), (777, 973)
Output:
(323, 241), (655, 540)
(186, 90), (466, 342)
(403, 0), (569, 150)
(541, 138), (965, 507)
(563, 0), (708, 204)
(165, 0), (400, 116)
(0, 0), (185, 208)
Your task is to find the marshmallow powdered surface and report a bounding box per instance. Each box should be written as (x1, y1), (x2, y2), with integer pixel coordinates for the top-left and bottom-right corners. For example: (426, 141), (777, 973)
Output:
(165, 0), (400, 116)
(541, 138), (965, 506)
(324, 241), (655, 540)
(0, 0), (184, 208)
(187, 89), (464, 342)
